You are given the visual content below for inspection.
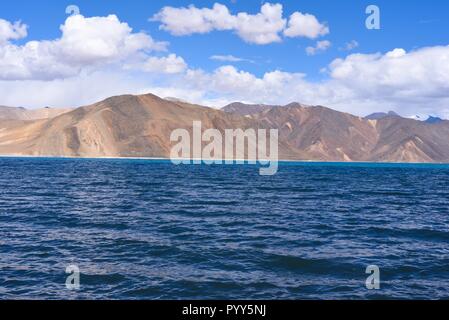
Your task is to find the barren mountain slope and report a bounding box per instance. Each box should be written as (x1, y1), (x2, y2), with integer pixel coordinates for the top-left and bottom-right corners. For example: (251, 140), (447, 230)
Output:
(222, 102), (277, 116)
(249, 104), (379, 161)
(0, 94), (300, 159)
(369, 117), (449, 162)
(233, 103), (449, 162)
(1, 94), (449, 162)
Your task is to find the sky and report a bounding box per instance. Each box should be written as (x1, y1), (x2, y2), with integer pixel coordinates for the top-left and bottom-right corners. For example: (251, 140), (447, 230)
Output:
(0, 0), (448, 118)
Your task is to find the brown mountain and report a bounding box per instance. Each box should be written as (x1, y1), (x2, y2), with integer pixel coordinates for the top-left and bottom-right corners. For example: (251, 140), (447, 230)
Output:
(222, 102), (310, 116)
(364, 111), (401, 120)
(0, 94), (298, 159)
(222, 102), (277, 116)
(0, 93), (448, 163)
(247, 104), (378, 161)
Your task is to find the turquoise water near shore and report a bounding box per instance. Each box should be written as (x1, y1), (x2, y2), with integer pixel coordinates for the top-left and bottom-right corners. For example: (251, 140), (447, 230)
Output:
(1, 157), (449, 299)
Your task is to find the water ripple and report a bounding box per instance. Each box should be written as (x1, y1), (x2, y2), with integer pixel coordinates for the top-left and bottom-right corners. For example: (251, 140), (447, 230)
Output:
(1, 158), (449, 299)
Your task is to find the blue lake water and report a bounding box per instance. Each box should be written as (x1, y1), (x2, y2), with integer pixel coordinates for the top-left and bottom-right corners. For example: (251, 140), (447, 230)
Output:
(1, 157), (449, 299)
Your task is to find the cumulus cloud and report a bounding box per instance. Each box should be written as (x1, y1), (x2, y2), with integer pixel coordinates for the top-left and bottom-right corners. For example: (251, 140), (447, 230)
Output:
(3, 44), (449, 118)
(152, 3), (327, 44)
(152, 3), (235, 35)
(305, 40), (331, 56)
(0, 19), (27, 43)
(182, 65), (307, 105)
(284, 12), (329, 39)
(1, 14), (449, 119)
(177, 46), (449, 117)
(0, 15), (172, 80)
(328, 47), (449, 117)
(139, 54), (187, 74)
(58, 15), (167, 62)
(232, 3), (286, 44)
(329, 46), (449, 102)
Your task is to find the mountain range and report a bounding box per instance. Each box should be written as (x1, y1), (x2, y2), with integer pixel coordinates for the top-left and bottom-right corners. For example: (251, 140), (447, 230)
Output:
(364, 111), (401, 120)
(0, 93), (449, 163)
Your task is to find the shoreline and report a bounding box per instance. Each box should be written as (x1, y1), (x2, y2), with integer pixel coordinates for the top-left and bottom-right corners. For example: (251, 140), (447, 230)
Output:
(0, 154), (448, 165)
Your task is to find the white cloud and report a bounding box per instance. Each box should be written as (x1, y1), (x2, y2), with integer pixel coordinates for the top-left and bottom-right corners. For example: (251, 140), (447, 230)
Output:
(177, 46), (449, 118)
(0, 19), (27, 43)
(340, 40), (359, 51)
(210, 54), (254, 63)
(232, 3), (286, 44)
(152, 3), (235, 36)
(152, 3), (327, 45)
(210, 55), (243, 62)
(182, 65), (306, 104)
(139, 54), (187, 74)
(385, 48), (406, 58)
(329, 46), (449, 106)
(3, 45), (449, 119)
(58, 15), (167, 63)
(306, 40), (331, 56)
(284, 12), (329, 39)
(1, 14), (449, 119)
(0, 70), (150, 108)
(0, 15), (169, 80)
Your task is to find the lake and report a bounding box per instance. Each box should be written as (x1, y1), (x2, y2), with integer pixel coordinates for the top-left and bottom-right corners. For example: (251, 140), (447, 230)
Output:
(1, 158), (448, 299)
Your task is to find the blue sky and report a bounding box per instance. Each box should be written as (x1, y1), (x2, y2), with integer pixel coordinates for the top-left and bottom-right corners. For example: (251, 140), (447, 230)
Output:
(2, 0), (448, 78)
(0, 0), (448, 118)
